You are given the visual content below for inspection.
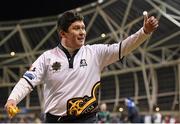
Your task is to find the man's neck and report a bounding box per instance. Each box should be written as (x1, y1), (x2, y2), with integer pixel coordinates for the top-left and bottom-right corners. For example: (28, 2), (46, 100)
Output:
(61, 42), (76, 56)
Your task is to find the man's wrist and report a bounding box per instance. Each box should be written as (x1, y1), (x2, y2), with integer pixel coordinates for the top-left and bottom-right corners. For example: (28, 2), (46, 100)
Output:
(143, 27), (149, 34)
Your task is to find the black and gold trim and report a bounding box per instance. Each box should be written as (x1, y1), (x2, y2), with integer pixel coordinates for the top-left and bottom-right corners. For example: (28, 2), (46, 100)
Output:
(66, 82), (100, 116)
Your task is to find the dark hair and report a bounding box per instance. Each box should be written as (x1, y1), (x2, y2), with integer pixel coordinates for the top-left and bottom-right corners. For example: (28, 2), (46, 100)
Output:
(57, 10), (84, 32)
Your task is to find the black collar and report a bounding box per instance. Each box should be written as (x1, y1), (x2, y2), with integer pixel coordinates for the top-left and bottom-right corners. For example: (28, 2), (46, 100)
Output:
(58, 43), (79, 57)
(58, 43), (79, 68)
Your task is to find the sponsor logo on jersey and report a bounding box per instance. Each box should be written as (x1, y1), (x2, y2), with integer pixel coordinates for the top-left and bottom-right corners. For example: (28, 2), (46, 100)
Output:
(24, 72), (36, 80)
(80, 59), (87, 67)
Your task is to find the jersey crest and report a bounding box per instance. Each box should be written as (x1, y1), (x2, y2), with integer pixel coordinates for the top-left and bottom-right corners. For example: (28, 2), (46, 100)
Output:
(51, 61), (61, 72)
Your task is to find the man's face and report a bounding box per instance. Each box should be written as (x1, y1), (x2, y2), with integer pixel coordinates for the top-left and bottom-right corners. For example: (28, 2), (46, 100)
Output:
(61, 20), (86, 49)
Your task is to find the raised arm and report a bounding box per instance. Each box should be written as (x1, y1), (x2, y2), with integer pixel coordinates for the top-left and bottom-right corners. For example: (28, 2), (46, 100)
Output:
(121, 11), (159, 57)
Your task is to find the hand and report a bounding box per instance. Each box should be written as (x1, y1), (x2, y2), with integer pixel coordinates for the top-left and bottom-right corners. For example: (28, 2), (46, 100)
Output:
(143, 12), (159, 34)
(4, 99), (19, 119)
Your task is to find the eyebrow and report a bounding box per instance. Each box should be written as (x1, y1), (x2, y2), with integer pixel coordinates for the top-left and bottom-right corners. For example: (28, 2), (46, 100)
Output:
(72, 25), (85, 28)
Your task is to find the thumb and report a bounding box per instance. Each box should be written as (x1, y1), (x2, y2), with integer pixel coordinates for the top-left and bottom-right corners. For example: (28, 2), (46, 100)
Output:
(143, 11), (148, 23)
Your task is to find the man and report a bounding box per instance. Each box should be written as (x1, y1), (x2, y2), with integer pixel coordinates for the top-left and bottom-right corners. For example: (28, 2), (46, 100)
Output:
(97, 103), (110, 123)
(5, 10), (158, 123)
(125, 98), (141, 123)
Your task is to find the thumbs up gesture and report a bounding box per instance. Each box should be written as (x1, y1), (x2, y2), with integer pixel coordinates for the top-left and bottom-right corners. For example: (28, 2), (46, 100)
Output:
(143, 11), (159, 34)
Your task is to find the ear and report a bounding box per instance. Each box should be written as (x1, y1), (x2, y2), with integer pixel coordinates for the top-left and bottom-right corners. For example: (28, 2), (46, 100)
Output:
(60, 31), (66, 38)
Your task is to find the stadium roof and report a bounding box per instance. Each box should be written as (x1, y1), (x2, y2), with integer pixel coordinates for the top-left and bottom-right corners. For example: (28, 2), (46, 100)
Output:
(0, 0), (96, 21)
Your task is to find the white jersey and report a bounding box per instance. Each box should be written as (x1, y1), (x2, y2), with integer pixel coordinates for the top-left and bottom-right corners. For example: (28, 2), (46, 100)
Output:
(8, 28), (149, 116)
(23, 43), (120, 116)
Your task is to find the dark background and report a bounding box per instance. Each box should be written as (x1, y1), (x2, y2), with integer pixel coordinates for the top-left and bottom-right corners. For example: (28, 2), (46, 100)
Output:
(0, 0), (97, 21)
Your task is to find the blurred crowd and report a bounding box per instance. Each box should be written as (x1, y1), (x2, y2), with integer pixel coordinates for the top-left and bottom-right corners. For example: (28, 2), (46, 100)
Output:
(97, 99), (180, 123)
(0, 99), (179, 123)
(0, 112), (179, 123)
(0, 113), (42, 123)
(97, 108), (180, 123)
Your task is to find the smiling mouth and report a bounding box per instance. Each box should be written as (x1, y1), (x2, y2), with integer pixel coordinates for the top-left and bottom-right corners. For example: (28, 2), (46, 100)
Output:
(77, 38), (84, 41)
